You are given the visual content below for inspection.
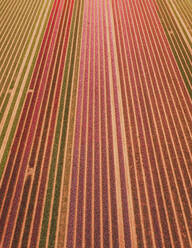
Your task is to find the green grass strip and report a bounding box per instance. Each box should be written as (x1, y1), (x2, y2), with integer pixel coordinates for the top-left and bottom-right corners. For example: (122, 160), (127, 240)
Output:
(0, 0), (21, 31)
(0, 93), (11, 123)
(174, 1), (192, 41)
(156, 0), (192, 98)
(167, 0), (192, 48)
(39, 0), (84, 247)
(0, 0), (55, 179)
(0, 0), (39, 106)
(0, 0), (29, 51)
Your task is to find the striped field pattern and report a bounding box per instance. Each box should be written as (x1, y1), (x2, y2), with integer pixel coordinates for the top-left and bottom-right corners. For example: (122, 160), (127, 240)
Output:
(0, 0), (192, 247)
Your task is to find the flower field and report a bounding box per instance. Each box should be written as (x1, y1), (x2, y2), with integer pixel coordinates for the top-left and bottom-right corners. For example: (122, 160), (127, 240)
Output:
(0, 0), (192, 247)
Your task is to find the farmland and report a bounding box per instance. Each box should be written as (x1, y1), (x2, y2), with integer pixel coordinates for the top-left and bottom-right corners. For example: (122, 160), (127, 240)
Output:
(0, 0), (192, 247)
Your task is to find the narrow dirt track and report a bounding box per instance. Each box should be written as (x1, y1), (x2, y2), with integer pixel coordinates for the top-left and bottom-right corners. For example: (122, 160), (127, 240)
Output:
(0, 0), (192, 247)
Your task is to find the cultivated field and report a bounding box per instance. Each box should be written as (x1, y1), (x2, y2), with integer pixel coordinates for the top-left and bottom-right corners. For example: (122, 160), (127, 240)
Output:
(0, 0), (192, 247)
